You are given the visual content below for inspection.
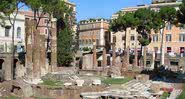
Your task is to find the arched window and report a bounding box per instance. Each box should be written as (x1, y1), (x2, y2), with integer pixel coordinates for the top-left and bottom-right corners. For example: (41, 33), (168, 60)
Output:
(17, 27), (21, 38)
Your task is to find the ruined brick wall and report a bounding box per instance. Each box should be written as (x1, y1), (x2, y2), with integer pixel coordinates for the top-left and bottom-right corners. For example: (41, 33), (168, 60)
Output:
(33, 85), (106, 99)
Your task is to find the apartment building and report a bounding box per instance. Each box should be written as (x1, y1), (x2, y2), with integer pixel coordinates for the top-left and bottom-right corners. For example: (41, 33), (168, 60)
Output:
(0, 14), (25, 53)
(78, 19), (110, 51)
(111, 1), (182, 54)
(111, 1), (185, 69)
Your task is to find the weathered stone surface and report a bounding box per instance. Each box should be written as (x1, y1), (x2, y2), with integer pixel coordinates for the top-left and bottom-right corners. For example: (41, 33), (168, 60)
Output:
(110, 57), (122, 76)
(12, 80), (33, 97)
(76, 79), (84, 86)
(51, 28), (57, 72)
(40, 35), (47, 76)
(93, 43), (97, 69)
(15, 62), (25, 79)
(102, 47), (107, 68)
(82, 54), (93, 70)
(150, 83), (161, 93)
(135, 74), (149, 82)
(4, 55), (12, 80)
(121, 47), (129, 75)
(32, 85), (106, 99)
(133, 47), (138, 67)
(92, 79), (101, 85)
(25, 20), (34, 79)
(32, 27), (41, 79)
(112, 43), (116, 66)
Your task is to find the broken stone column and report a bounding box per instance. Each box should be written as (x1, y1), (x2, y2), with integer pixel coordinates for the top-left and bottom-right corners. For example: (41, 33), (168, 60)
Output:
(15, 61), (25, 79)
(121, 47), (129, 74)
(151, 51), (155, 70)
(51, 28), (57, 72)
(102, 47), (107, 69)
(32, 20), (41, 79)
(143, 46), (147, 68)
(133, 47), (138, 67)
(110, 56), (122, 77)
(40, 35), (47, 76)
(112, 43), (116, 66)
(93, 42), (97, 69)
(25, 19), (33, 79)
(4, 55), (12, 80)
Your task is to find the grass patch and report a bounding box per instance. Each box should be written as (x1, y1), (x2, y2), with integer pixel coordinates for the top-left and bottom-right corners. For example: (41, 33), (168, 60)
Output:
(1, 95), (17, 99)
(40, 79), (64, 89)
(160, 92), (170, 99)
(102, 77), (132, 85)
(177, 84), (185, 99)
(35, 96), (49, 99)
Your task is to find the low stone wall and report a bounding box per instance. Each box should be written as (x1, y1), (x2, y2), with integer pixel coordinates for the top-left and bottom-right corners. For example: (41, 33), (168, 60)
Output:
(0, 81), (12, 96)
(122, 71), (140, 78)
(33, 85), (107, 99)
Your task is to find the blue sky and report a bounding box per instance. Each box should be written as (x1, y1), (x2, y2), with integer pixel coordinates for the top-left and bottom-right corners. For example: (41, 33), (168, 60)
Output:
(70, 0), (152, 21)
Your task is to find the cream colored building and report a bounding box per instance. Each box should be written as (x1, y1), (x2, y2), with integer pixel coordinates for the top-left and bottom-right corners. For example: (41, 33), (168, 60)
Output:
(111, 1), (181, 53)
(0, 14), (25, 53)
(78, 19), (110, 51)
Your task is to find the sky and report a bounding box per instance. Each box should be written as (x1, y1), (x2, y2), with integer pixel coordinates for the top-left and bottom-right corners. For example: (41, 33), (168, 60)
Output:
(70, 0), (152, 22)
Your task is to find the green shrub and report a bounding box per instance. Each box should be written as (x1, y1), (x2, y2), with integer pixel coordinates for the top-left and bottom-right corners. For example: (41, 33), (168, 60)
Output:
(83, 47), (90, 51)
(177, 84), (185, 99)
(160, 92), (170, 99)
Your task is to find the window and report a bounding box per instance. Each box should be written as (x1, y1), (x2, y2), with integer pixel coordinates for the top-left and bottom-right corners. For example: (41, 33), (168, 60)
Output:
(131, 36), (135, 41)
(5, 26), (11, 37)
(167, 47), (171, 53)
(166, 23), (172, 30)
(122, 35), (125, 40)
(153, 34), (158, 42)
(179, 34), (185, 42)
(180, 47), (185, 53)
(45, 29), (48, 34)
(170, 61), (178, 66)
(17, 27), (21, 38)
(113, 36), (116, 43)
(44, 19), (48, 23)
(166, 34), (171, 42)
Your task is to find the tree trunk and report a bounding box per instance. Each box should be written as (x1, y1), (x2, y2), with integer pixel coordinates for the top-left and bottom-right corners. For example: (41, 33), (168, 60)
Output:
(11, 22), (15, 80)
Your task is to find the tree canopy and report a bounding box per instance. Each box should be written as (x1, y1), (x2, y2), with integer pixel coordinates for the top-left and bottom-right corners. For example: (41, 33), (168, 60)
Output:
(110, 12), (139, 32)
(177, 0), (185, 24)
